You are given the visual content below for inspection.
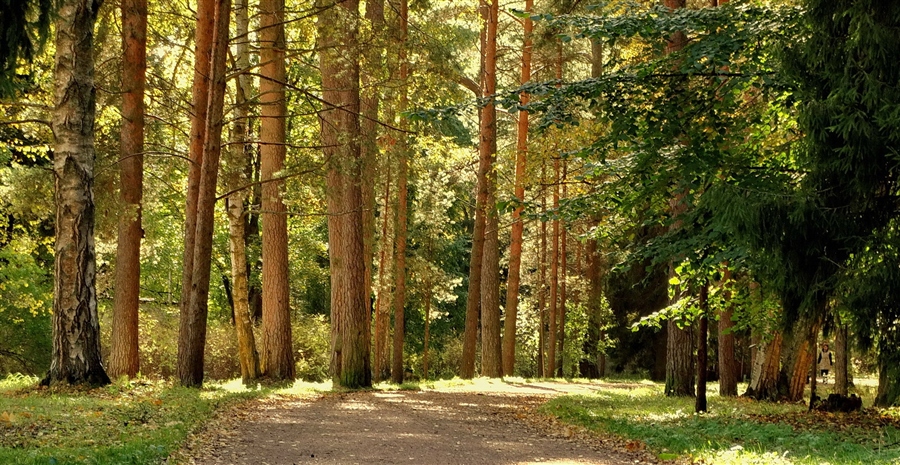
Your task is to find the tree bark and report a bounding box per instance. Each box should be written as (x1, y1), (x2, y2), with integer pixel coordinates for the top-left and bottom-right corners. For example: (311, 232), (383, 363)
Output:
(717, 266), (738, 396)
(536, 162), (547, 377)
(259, 0), (294, 381)
(547, 158), (560, 377)
(179, 0), (215, 338)
(224, 0), (261, 385)
(744, 331), (782, 400)
(501, 0), (533, 377)
(556, 161), (567, 378)
(319, 0), (372, 388)
(579, 41), (605, 380)
(373, 165), (393, 382)
(390, 0), (410, 384)
(833, 320), (850, 395)
(109, 0), (147, 380)
(422, 274), (433, 379)
(785, 311), (822, 402)
(360, 0), (385, 313)
(460, 39), (489, 381)
(696, 282), (709, 413)
(177, 0), (231, 388)
(580, 226), (603, 378)
(662, 0), (693, 399)
(479, 0), (501, 379)
(44, 0), (110, 387)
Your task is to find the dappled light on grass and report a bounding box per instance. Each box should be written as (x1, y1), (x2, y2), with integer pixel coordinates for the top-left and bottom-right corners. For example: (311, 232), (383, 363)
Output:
(0, 377), (265, 465)
(542, 380), (900, 465)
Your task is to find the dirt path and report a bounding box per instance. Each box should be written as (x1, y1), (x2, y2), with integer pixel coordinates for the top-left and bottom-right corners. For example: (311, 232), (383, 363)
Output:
(177, 382), (662, 465)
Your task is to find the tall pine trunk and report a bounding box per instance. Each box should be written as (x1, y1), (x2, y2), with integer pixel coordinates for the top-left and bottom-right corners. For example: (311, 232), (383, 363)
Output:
(109, 0), (148, 379)
(319, 0), (372, 388)
(479, 0), (502, 378)
(580, 224), (603, 378)
(547, 158), (560, 377)
(663, 0), (693, 396)
(177, 0), (231, 387)
(259, 0), (294, 381)
(373, 165), (393, 382)
(556, 161), (567, 377)
(536, 162), (547, 377)
(501, 0), (533, 377)
(45, 0), (110, 386)
(390, 0), (410, 384)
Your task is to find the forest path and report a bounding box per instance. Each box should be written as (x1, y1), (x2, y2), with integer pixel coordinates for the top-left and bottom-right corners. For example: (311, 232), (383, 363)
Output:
(175, 381), (663, 465)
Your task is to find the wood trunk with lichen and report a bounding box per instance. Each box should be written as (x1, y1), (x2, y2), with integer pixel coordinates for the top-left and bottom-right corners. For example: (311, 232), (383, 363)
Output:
(44, 0), (110, 387)
(224, 0), (261, 385)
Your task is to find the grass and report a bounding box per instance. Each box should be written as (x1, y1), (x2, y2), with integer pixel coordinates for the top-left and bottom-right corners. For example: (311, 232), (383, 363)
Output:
(542, 379), (900, 464)
(0, 374), (277, 465)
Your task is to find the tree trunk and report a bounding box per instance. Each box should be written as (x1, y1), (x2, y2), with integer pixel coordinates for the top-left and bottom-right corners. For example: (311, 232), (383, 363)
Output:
(423, 274), (432, 379)
(536, 164), (547, 378)
(717, 266), (738, 396)
(556, 161), (567, 378)
(580, 41), (604, 380)
(361, 0), (385, 313)
(44, 0), (110, 387)
(696, 282), (709, 413)
(662, 0), (693, 399)
(225, 0), (261, 385)
(390, 0), (410, 384)
(319, 0), (372, 388)
(875, 349), (900, 407)
(460, 43), (488, 381)
(259, 0), (294, 381)
(665, 318), (695, 396)
(744, 331), (782, 400)
(109, 0), (147, 380)
(784, 310), (823, 402)
(580, 229), (603, 378)
(479, 0), (501, 379)
(177, 0), (231, 388)
(373, 165), (393, 382)
(501, 0), (533, 377)
(547, 158), (560, 377)
(833, 320), (850, 395)
(179, 0), (215, 341)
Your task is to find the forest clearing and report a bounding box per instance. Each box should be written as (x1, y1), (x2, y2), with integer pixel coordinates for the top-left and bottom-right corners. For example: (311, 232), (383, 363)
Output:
(3, 0), (900, 463)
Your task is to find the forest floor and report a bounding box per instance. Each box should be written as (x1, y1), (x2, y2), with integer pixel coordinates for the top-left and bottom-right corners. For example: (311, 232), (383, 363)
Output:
(170, 380), (667, 465)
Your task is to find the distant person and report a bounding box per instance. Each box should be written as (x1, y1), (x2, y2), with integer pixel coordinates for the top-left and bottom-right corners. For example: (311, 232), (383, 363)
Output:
(818, 343), (834, 384)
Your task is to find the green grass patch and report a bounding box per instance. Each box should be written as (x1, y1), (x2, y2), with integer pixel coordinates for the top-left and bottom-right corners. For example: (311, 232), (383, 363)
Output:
(0, 375), (268, 465)
(542, 381), (900, 464)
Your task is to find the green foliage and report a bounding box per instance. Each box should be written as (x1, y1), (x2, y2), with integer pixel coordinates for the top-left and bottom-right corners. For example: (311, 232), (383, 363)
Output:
(544, 380), (900, 464)
(0, 0), (51, 97)
(0, 238), (51, 375)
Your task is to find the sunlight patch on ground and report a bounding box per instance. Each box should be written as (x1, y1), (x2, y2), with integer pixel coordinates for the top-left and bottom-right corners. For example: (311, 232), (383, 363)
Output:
(340, 400), (377, 411)
(694, 447), (796, 465)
